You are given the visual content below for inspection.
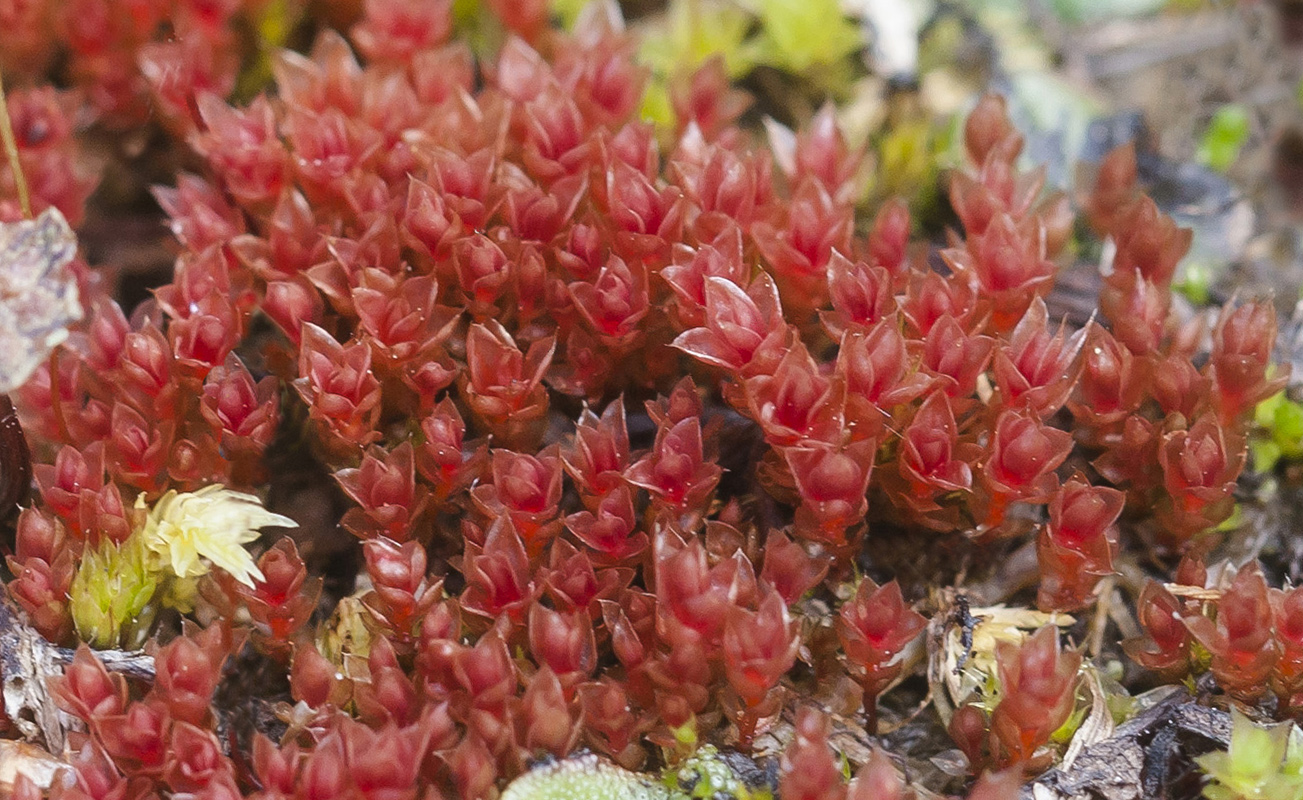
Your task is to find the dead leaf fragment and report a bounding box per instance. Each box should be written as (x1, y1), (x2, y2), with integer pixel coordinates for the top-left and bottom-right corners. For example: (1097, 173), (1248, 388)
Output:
(0, 603), (66, 755)
(929, 597), (1075, 721)
(0, 740), (67, 791)
(0, 208), (81, 393)
(1061, 666), (1116, 771)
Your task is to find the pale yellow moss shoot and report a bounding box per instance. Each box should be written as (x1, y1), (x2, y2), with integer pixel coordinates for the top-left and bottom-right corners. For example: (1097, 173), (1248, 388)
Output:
(136, 485), (296, 588)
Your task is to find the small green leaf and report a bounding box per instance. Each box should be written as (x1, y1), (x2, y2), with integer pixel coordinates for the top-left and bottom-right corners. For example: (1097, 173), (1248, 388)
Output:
(1197, 105), (1251, 173)
(234, 0), (305, 101)
(1252, 391), (1303, 471)
(639, 82), (675, 131)
(1272, 397), (1303, 457)
(1173, 260), (1212, 305)
(1252, 439), (1284, 474)
(671, 717), (698, 749)
(1213, 503), (1243, 533)
(1049, 701), (1088, 744)
(1256, 391), (1286, 429)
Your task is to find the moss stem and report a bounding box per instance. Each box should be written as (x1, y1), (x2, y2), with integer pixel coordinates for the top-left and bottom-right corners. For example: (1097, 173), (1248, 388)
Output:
(0, 66), (32, 219)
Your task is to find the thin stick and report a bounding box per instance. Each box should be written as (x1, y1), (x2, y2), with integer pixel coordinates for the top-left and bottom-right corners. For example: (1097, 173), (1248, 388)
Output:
(0, 66), (31, 219)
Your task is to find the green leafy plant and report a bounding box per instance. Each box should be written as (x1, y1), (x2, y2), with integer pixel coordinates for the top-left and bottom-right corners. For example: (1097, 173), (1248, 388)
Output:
(68, 486), (293, 648)
(1198, 710), (1303, 800)
(0, 2), (1296, 799)
(68, 533), (159, 649)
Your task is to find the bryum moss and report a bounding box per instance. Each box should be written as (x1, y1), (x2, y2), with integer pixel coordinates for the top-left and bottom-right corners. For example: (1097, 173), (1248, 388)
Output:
(0, 1), (1295, 799)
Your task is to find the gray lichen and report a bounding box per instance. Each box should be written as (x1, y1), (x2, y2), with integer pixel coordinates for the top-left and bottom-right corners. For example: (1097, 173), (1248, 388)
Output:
(501, 747), (776, 800)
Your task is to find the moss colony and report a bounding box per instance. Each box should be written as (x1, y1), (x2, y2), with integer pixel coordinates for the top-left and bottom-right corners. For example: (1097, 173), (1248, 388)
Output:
(0, 1), (1297, 799)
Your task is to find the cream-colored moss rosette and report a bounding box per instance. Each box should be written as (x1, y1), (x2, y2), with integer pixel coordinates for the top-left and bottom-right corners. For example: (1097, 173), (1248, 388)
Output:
(136, 485), (295, 588)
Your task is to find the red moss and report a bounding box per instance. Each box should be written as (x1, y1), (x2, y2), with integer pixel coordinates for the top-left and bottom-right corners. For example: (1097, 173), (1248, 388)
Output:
(0, 3), (1289, 795)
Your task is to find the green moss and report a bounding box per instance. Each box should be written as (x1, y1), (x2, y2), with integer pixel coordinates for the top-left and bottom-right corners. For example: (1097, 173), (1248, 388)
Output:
(1198, 710), (1303, 800)
(639, 0), (755, 80)
(636, 0), (865, 131)
(743, 0), (862, 78)
(69, 532), (159, 650)
(665, 746), (773, 800)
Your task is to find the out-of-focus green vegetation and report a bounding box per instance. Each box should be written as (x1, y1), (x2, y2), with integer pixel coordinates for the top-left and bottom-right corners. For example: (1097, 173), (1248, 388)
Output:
(1198, 105), (1251, 173)
(1253, 390), (1303, 473)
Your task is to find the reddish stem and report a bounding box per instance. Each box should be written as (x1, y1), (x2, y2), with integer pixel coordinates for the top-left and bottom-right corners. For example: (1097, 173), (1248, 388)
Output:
(863, 687), (880, 735)
(47, 349), (72, 445)
(736, 702), (759, 750)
